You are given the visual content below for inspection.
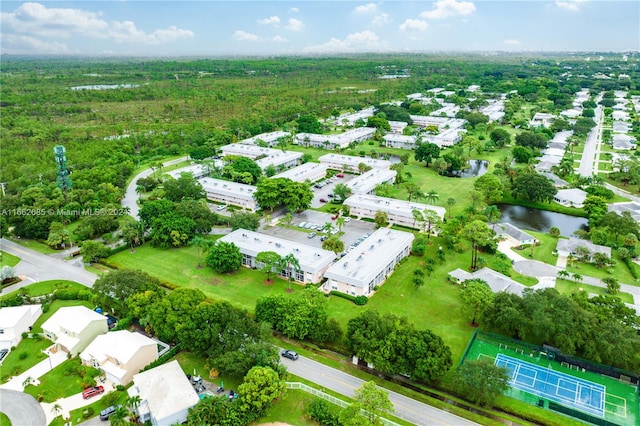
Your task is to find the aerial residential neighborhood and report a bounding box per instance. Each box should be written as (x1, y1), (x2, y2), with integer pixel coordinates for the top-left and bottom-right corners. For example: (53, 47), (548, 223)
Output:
(1, 1), (640, 426)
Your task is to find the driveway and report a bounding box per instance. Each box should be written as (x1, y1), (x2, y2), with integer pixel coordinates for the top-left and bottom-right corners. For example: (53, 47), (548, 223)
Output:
(1, 351), (67, 392)
(309, 174), (357, 209)
(0, 389), (46, 426)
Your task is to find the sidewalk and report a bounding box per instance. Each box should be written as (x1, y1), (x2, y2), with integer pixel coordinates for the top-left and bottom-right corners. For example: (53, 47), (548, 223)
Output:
(0, 350), (67, 392)
(41, 381), (116, 424)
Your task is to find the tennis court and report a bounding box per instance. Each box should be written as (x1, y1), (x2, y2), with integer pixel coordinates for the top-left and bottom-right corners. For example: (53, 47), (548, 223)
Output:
(495, 354), (605, 417)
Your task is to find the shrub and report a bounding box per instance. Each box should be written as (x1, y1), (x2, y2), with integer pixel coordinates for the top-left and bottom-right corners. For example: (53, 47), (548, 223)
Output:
(83, 407), (95, 419)
(116, 384), (126, 392)
(308, 398), (341, 426)
(19, 352), (28, 360)
(354, 296), (368, 305)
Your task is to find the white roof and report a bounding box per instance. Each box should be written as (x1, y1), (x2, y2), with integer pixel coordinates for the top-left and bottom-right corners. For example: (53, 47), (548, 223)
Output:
(346, 168), (397, 194)
(295, 128), (376, 147)
(80, 330), (157, 365)
(556, 188), (587, 204)
(0, 305), (41, 328)
(164, 164), (211, 180)
(218, 229), (336, 273)
(383, 134), (417, 144)
(272, 162), (328, 182)
(344, 194), (446, 219)
(42, 306), (106, 335)
(131, 360), (198, 422)
(319, 153), (391, 170)
(255, 150), (302, 170)
(324, 228), (414, 288)
(199, 178), (256, 199)
(239, 131), (290, 145)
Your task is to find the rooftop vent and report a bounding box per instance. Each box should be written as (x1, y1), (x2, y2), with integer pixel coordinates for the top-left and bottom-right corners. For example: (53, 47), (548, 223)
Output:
(343, 262), (349, 268)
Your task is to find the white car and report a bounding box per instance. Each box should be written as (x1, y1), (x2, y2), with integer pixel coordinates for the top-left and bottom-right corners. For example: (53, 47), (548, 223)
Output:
(216, 205), (227, 211)
(344, 217), (351, 223)
(298, 222), (307, 228)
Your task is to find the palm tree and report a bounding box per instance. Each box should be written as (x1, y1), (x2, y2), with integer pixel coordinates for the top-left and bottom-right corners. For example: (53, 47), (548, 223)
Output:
(50, 403), (62, 419)
(191, 236), (211, 268)
(425, 189), (439, 205)
(109, 405), (130, 426)
(282, 212), (294, 227)
(321, 222), (334, 235)
(281, 253), (301, 292)
(557, 270), (570, 280)
(412, 209), (424, 230)
(336, 216), (345, 233)
(446, 197), (456, 219)
(125, 395), (141, 423)
(572, 273), (583, 284)
(483, 205), (501, 230)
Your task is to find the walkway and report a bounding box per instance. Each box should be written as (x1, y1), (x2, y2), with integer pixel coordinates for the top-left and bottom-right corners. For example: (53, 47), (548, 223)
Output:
(41, 382), (115, 425)
(0, 350), (67, 392)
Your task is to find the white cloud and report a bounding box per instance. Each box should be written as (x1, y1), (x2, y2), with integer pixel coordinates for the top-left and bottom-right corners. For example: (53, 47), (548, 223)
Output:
(289, 7), (299, 13)
(420, 0), (476, 20)
(372, 13), (390, 26)
(0, 2), (193, 51)
(258, 16), (280, 25)
(272, 35), (288, 43)
(303, 30), (387, 53)
(233, 30), (261, 42)
(286, 18), (304, 32)
(503, 39), (521, 45)
(399, 19), (429, 32)
(354, 3), (378, 14)
(0, 33), (71, 54)
(555, 0), (588, 11)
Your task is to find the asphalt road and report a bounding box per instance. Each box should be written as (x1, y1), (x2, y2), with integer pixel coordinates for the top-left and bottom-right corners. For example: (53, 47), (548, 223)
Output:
(0, 389), (46, 426)
(0, 238), (98, 294)
(578, 103), (603, 177)
(281, 355), (478, 426)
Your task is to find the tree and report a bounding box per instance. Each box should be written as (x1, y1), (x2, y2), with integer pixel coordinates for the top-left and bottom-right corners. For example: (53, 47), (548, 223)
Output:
(256, 251), (282, 282)
(422, 209), (441, 239)
(453, 359), (510, 407)
(489, 128), (511, 148)
(297, 114), (323, 133)
(336, 216), (345, 233)
(404, 182), (425, 202)
(414, 142), (440, 167)
(512, 173), (557, 203)
(228, 211), (261, 231)
(163, 173), (206, 202)
(425, 189), (439, 205)
(207, 241), (242, 273)
(333, 183), (352, 202)
(322, 236), (344, 255)
(474, 174), (504, 204)
(460, 279), (495, 325)
(46, 222), (70, 249)
(583, 195), (609, 227)
(281, 212), (294, 227)
(280, 253), (301, 288)
(512, 145), (533, 164)
(461, 220), (494, 271)
(557, 270), (570, 280)
(446, 197), (456, 219)
(80, 240), (109, 264)
(374, 210), (388, 229)
(121, 219), (145, 252)
(549, 226), (561, 237)
(413, 269), (425, 289)
(94, 269), (161, 315)
(515, 131), (547, 149)
(340, 381), (394, 426)
(482, 205), (501, 230)
(572, 272), (583, 283)
(602, 277), (620, 295)
(223, 156), (262, 184)
(238, 366), (286, 416)
(255, 178), (313, 212)
(187, 396), (229, 426)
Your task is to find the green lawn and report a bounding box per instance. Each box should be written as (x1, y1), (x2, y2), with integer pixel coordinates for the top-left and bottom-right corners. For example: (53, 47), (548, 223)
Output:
(7, 238), (59, 255)
(256, 389), (319, 425)
(49, 390), (130, 426)
(0, 337), (51, 383)
(24, 358), (87, 403)
(1, 280), (87, 298)
(511, 231), (563, 266)
(0, 412), (11, 426)
(31, 299), (94, 334)
(566, 256), (638, 286)
(555, 279), (634, 304)
(0, 251), (20, 267)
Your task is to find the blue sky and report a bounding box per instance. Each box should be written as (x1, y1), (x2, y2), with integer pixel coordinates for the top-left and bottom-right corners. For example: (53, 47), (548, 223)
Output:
(1, 1), (638, 56)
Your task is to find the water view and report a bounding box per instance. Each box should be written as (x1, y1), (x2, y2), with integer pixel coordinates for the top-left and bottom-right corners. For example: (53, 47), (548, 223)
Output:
(496, 204), (588, 237)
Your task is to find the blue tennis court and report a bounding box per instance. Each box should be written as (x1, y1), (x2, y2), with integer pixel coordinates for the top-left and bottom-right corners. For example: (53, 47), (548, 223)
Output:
(495, 354), (606, 417)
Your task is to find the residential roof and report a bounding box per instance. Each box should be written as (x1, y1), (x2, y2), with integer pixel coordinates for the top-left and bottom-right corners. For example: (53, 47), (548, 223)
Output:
(608, 202), (640, 222)
(346, 168), (397, 194)
(383, 134), (417, 144)
(218, 229), (336, 273)
(495, 223), (536, 243)
(272, 162), (328, 182)
(80, 330), (157, 366)
(448, 268), (525, 296)
(323, 228), (414, 288)
(344, 193), (446, 219)
(131, 360), (199, 422)
(254, 150), (303, 170)
(199, 178), (257, 199)
(239, 131), (290, 145)
(0, 305), (41, 329)
(295, 128), (376, 147)
(42, 306), (106, 335)
(556, 238), (611, 257)
(541, 172), (569, 188)
(318, 153), (391, 170)
(555, 188), (587, 205)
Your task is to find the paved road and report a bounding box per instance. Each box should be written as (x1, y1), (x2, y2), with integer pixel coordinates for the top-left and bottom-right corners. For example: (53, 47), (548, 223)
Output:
(122, 156), (189, 220)
(0, 238), (98, 294)
(281, 355), (478, 426)
(578, 98), (603, 177)
(0, 389), (46, 426)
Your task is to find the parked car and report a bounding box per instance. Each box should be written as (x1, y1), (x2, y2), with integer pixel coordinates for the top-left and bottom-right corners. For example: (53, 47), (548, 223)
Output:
(0, 348), (8, 362)
(82, 386), (105, 399)
(216, 204), (227, 211)
(331, 214), (339, 220)
(281, 350), (299, 360)
(344, 217), (351, 222)
(320, 236), (328, 241)
(99, 405), (117, 421)
(308, 232), (317, 239)
(327, 193), (334, 198)
(319, 198), (327, 203)
(336, 173), (344, 178)
(298, 222), (307, 228)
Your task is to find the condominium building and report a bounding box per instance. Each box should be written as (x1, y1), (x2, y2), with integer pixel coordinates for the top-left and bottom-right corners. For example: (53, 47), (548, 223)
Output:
(346, 169), (397, 195)
(239, 131), (291, 147)
(272, 162), (328, 183)
(323, 228), (415, 296)
(344, 194), (445, 228)
(199, 178), (258, 211)
(332, 107), (376, 126)
(318, 154), (391, 173)
(219, 143), (302, 171)
(294, 127), (376, 150)
(218, 229), (336, 284)
(383, 134), (418, 150)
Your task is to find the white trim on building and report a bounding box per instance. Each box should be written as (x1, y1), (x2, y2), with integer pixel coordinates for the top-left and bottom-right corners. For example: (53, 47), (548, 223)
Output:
(199, 178), (258, 211)
(553, 188), (587, 208)
(344, 194), (445, 228)
(0, 305), (42, 350)
(318, 154), (391, 173)
(239, 131), (291, 147)
(254, 151), (303, 171)
(272, 162), (328, 183)
(323, 229), (414, 297)
(383, 134), (417, 149)
(295, 128), (376, 150)
(346, 169), (397, 195)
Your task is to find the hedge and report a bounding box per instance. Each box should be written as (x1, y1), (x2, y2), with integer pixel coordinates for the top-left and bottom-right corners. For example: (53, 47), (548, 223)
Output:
(141, 343), (182, 372)
(329, 291), (367, 305)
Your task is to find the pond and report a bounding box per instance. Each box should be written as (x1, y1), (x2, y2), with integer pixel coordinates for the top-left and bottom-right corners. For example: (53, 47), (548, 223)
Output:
(496, 204), (588, 237)
(457, 160), (489, 178)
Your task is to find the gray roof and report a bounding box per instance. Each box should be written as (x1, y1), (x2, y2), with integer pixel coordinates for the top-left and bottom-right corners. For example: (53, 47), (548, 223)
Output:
(495, 223), (536, 243)
(556, 238), (611, 257)
(448, 268), (525, 296)
(541, 172), (569, 188)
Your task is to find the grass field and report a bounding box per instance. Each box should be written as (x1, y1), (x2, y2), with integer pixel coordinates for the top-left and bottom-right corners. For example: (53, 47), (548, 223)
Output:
(24, 358), (87, 403)
(0, 337), (51, 383)
(6, 238), (59, 255)
(510, 231), (563, 266)
(566, 256), (638, 285)
(462, 333), (639, 426)
(0, 251), (20, 267)
(0, 280), (87, 298)
(555, 279), (634, 304)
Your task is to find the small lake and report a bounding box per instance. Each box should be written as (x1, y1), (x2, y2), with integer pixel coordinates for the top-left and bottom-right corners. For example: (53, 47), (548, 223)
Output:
(496, 204), (588, 237)
(70, 84), (140, 91)
(458, 159), (489, 178)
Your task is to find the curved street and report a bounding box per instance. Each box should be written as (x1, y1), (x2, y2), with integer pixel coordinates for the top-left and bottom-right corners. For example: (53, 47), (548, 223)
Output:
(0, 389), (46, 426)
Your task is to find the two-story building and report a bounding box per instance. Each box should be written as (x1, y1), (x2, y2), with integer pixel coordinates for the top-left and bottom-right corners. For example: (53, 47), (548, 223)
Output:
(0, 305), (42, 350)
(344, 194), (445, 229)
(199, 178), (258, 211)
(41, 306), (108, 356)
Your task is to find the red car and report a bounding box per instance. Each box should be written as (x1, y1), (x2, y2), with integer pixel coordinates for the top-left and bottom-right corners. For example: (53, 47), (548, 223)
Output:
(319, 198), (327, 203)
(331, 214), (339, 220)
(336, 173), (344, 178)
(82, 386), (105, 399)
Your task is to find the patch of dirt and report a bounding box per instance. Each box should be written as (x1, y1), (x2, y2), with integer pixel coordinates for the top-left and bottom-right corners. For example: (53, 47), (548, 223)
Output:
(208, 277), (226, 286)
(263, 279), (274, 286)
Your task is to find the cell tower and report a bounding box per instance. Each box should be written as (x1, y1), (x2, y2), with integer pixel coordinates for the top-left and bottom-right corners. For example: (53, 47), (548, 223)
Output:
(54, 145), (72, 191)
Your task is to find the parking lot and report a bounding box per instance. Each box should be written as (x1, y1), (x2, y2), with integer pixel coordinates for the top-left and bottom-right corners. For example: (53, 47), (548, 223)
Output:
(310, 173), (357, 208)
(261, 210), (376, 249)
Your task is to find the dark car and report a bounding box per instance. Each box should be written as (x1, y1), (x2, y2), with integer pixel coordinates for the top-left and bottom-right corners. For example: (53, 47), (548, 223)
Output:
(281, 350), (299, 361)
(319, 198), (327, 203)
(99, 405), (117, 421)
(0, 348), (8, 362)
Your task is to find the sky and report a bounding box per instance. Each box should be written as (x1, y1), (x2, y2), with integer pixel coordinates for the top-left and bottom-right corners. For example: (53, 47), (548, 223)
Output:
(1, 0), (638, 56)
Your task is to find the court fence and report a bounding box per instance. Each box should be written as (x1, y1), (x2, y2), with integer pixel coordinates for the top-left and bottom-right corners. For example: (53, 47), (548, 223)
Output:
(461, 330), (640, 392)
(548, 401), (620, 426)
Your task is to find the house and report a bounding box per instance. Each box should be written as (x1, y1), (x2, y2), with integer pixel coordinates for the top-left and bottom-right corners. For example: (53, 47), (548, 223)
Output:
(541, 172), (569, 188)
(612, 121), (630, 133)
(612, 134), (635, 151)
(272, 162), (328, 183)
(608, 202), (640, 222)
(41, 306), (108, 355)
(128, 360), (199, 426)
(447, 268), (526, 296)
(346, 168), (397, 195)
(553, 188), (587, 208)
(556, 238), (611, 262)
(612, 111), (629, 121)
(217, 229), (336, 284)
(323, 229), (414, 297)
(199, 178), (258, 211)
(344, 194), (445, 229)
(530, 113), (556, 128)
(0, 305), (42, 350)
(495, 223), (536, 246)
(80, 331), (158, 385)
(318, 154), (391, 173)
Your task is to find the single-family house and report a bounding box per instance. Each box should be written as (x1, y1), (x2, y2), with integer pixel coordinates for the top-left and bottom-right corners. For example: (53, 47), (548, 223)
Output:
(556, 238), (611, 262)
(554, 188), (587, 208)
(495, 223), (537, 246)
(541, 172), (570, 188)
(612, 134), (635, 151)
(128, 360), (199, 426)
(0, 305), (42, 350)
(41, 306), (108, 355)
(608, 202), (640, 222)
(80, 331), (158, 385)
(530, 113), (556, 128)
(447, 268), (525, 296)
